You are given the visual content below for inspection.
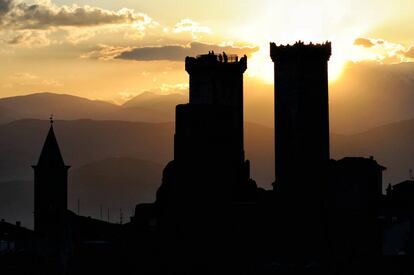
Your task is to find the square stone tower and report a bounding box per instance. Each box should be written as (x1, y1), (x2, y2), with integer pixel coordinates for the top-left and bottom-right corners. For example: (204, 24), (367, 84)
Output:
(270, 41), (331, 199)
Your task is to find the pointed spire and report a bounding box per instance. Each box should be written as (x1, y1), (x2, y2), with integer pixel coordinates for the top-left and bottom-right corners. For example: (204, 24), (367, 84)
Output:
(36, 119), (66, 167)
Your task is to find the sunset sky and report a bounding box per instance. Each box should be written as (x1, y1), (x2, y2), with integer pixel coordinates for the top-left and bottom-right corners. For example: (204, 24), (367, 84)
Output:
(1, 0), (414, 103)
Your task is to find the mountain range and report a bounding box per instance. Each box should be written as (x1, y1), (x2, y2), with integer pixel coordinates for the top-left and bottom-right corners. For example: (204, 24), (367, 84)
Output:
(0, 92), (188, 124)
(3, 60), (414, 135)
(2, 117), (414, 228)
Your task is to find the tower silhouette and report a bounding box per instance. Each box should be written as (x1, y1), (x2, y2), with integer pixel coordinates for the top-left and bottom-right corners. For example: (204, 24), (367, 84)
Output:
(270, 41), (331, 199)
(158, 52), (253, 206)
(154, 52), (255, 274)
(32, 120), (70, 236)
(185, 51), (246, 159)
(270, 42), (332, 264)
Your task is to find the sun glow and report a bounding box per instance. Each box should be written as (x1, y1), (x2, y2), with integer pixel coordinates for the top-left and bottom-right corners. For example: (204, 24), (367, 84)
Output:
(226, 0), (375, 84)
(245, 41), (349, 84)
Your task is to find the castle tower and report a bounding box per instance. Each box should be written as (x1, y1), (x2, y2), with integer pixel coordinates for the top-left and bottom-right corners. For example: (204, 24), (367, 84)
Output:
(157, 52), (252, 206)
(154, 52), (254, 273)
(184, 52), (247, 163)
(270, 41), (332, 262)
(270, 41), (331, 198)
(32, 120), (70, 235)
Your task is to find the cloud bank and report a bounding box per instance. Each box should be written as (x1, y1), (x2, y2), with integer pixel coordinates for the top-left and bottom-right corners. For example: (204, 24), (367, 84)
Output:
(0, 0), (156, 47)
(116, 42), (259, 61)
(0, 0), (153, 29)
(353, 37), (414, 64)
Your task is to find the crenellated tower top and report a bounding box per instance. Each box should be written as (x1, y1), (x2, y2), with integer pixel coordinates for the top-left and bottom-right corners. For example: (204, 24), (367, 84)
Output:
(185, 52), (247, 74)
(270, 41), (331, 62)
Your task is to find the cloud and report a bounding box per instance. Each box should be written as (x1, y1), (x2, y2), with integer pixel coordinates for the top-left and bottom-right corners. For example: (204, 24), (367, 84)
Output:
(118, 89), (140, 101)
(41, 78), (62, 87)
(64, 27), (98, 44)
(3, 30), (52, 47)
(352, 37), (413, 65)
(80, 44), (132, 60)
(8, 72), (62, 87)
(160, 83), (189, 93)
(0, 0), (154, 30)
(115, 42), (259, 61)
(10, 72), (38, 80)
(403, 47), (414, 59)
(354, 38), (375, 48)
(173, 19), (210, 34)
(0, 0), (13, 16)
(0, 0), (156, 47)
(171, 19), (210, 39)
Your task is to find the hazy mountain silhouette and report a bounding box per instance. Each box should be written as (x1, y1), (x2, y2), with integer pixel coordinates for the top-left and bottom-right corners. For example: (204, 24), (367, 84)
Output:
(69, 157), (163, 221)
(122, 91), (187, 110)
(1, 117), (414, 187)
(330, 62), (414, 134)
(0, 105), (20, 123)
(3, 62), (414, 134)
(0, 92), (186, 123)
(3, 118), (414, 228)
(0, 93), (119, 121)
(0, 119), (273, 228)
(0, 119), (174, 181)
(0, 118), (274, 184)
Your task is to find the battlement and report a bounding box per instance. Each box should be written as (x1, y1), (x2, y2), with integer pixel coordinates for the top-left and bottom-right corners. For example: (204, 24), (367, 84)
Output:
(185, 52), (247, 73)
(270, 41), (331, 62)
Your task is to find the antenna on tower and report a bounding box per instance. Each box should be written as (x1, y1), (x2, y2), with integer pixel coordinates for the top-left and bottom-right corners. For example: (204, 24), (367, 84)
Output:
(120, 208), (123, 224)
(107, 208), (110, 223)
(100, 205), (103, 220)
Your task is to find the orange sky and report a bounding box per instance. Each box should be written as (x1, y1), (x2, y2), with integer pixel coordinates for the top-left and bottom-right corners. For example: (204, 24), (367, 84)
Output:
(0, 0), (413, 103)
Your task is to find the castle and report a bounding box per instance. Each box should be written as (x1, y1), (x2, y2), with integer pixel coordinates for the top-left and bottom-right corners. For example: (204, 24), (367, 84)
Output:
(1, 42), (414, 275)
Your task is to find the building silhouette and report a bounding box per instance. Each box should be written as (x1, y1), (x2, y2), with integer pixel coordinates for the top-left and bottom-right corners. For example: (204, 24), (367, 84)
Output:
(32, 121), (70, 236)
(157, 52), (254, 207)
(269, 41), (332, 265)
(328, 157), (386, 274)
(31, 121), (72, 273)
(153, 52), (258, 273)
(270, 41), (331, 198)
